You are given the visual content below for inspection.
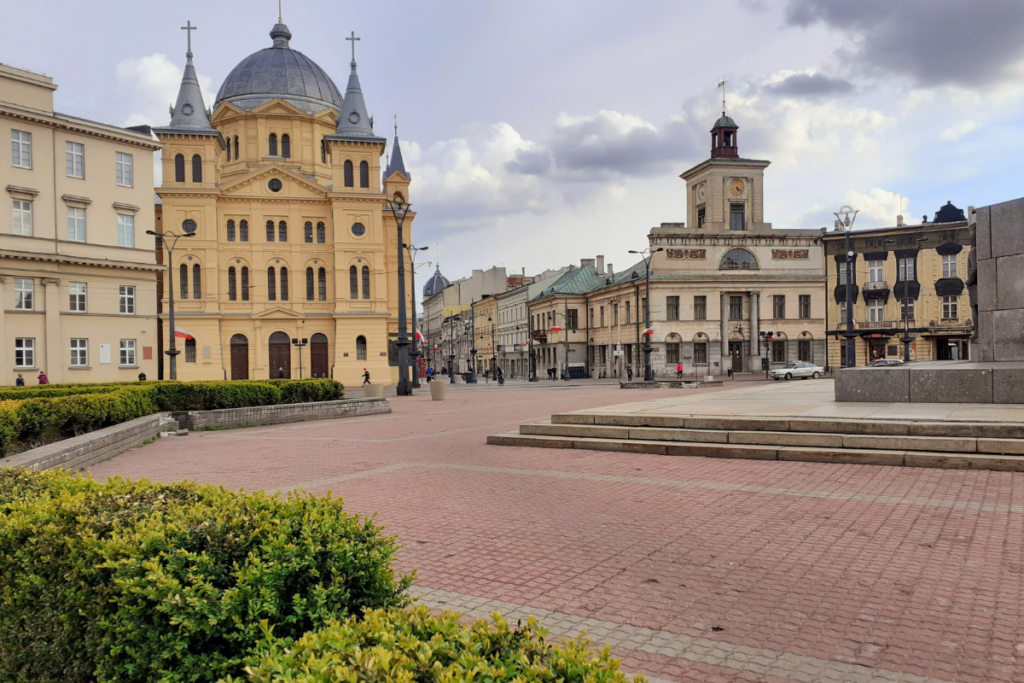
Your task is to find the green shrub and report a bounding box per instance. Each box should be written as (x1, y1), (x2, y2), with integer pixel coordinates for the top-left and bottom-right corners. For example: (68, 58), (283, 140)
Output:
(226, 606), (635, 683)
(0, 384), (123, 400)
(275, 378), (344, 404)
(0, 469), (411, 683)
(0, 401), (18, 456)
(153, 380), (281, 411)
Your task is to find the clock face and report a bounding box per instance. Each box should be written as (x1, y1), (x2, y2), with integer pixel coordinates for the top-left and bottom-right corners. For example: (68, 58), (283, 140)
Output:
(730, 179), (745, 195)
(696, 184), (706, 202)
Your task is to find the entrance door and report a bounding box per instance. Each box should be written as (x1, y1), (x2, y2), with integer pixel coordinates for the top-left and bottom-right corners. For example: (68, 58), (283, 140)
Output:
(868, 339), (886, 363)
(230, 334), (249, 380)
(268, 331), (291, 378)
(729, 342), (743, 372)
(310, 333), (329, 377)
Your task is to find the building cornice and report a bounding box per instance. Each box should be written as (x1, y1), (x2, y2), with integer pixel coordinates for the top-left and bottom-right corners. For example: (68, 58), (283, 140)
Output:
(0, 104), (162, 150)
(680, 156), (771, 180)
(0, 248), (164, 272)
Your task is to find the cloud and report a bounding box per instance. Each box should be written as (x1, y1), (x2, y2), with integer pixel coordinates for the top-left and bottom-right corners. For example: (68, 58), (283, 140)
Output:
(115, 53), (216, 128)
(939, 120), (979, 142)
(843, 187), (911, 226)
(781, 0), (1024, 88)
(763, 71), (855, 98)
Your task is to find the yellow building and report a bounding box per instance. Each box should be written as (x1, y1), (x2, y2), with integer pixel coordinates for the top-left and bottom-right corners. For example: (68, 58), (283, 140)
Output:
(471, 295), (498, 375)
(154, 20), (413, 386)
(1, 64), (162, 386)
(824, 205), (973, 366)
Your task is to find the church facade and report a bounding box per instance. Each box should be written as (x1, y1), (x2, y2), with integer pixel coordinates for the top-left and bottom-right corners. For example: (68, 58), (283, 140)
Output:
(154, 19), (413, 386)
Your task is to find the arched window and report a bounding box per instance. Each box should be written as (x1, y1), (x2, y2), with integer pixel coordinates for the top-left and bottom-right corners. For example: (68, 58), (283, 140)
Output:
(362, 265), (370, 299)
(719, 248), (759, 270)
(306, 267), (314, 300)
(269, 133), (278, 156)
(304, 221), (313, 243)
(316, 221), (326, 243)
(359, 160), (369, 188)
(321, 139), (326, 163)
(241, 267), (249, 300)
(239, 219), (249, 242)
(280, 267), (288, 301)
(267, 267), (276, 300)
(228, 266), (237, 301)
(344, 160), (353, 187)
(393, 192), (404, 203)
(227, 220), (236, 241)
(278, 220), (287, 242)
(349, 265), (358, 299)
(318, 267), (327, 301)
(356, 335), (367, 360)
(266, 220), (275, 242)
(193, 263), (201, 299)
(179, 264), (188, 299)
(281, 134), (290, 158)
(226, 138), (231, 161)
(192, 155), (202, 183)
(174, 154), (185, 182)
(234, 135), (240, 160)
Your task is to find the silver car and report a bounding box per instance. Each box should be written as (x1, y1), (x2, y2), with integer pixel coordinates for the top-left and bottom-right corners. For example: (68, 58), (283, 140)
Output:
(769, 362), (824, 381)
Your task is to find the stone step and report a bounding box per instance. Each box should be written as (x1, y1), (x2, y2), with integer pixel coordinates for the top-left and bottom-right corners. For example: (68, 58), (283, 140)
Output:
(551, 413), (1024, 440)
(486, 432), (1024, 472)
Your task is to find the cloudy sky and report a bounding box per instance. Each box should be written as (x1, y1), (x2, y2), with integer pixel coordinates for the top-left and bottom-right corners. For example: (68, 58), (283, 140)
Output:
(10, 0), (1024, 285)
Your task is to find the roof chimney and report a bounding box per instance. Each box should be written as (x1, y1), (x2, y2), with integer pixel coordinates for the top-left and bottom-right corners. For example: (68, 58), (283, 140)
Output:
(581, 258), (595, 269)
(607, 263), (613, 276)
(596, 255), (605, 273)
(896, 214), (904, 227)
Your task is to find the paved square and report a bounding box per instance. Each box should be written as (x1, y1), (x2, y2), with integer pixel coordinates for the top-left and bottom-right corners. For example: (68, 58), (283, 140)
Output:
(88, 381), (1024, 683)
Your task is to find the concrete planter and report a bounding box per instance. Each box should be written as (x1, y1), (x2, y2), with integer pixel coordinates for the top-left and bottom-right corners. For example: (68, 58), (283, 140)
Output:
(364, 384), (385, 398)
(452, 374), (464, 384)
(429, 381), (447, 401)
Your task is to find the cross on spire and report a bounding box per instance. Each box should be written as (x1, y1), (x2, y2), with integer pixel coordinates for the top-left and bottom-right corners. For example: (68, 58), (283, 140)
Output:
(181, 20), (197, 59)
(278, 0), (283, 22)
(346, 31), (360, 64)
(394, 113), (398, 137)
(717, 78), (727, 115)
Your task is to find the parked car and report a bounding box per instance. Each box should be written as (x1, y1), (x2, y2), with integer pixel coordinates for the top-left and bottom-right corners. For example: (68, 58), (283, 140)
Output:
(869, 358), (904, 366)
(768, 362), (824, 381)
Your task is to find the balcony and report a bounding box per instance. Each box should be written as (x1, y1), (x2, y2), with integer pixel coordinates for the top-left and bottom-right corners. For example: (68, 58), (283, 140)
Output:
(531, 330), (547, 344)
(863, 281), (889, 291)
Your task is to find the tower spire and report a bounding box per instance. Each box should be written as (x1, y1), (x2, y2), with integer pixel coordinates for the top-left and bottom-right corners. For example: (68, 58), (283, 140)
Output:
(161, 21), (214, 131)
(278, 0), (282, 22)
(385, 113), (409, 178)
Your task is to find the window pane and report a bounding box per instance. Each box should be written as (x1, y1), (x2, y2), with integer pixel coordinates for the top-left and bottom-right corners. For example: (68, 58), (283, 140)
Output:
(69, 282), (87, 312)
(67, 207), (86, 241)
(120, 339), (136, 365)
(119, 285), (135, 314)
(15, 278), (33, 310)
(116, 153), (133, 186)
(71, 338), (88, 366)
(15, 338), (35, 368)
(117, 214), (134, 247)
(11, 131), (31, 168)
(13, 199), (32, 236)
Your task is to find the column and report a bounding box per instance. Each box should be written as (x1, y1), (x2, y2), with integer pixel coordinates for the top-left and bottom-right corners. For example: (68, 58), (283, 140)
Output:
(749, 291), (760, 369)
(41, 279), (63, 384)
(720, 291), (729, 367)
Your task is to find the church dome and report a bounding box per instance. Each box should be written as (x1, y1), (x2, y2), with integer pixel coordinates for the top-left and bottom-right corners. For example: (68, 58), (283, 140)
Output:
(423, 267), (451, 298)
(214, 22), (344, 113)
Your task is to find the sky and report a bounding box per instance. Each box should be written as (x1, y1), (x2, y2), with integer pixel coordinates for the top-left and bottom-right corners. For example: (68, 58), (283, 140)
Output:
(8, 0), (1024, 288)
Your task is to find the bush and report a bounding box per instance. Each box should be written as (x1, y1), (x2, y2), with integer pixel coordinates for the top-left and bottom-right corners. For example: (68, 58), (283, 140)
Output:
(0, 401), (18, 456)
(0, 384), (124, 400)
(0, 469), (411, 683)
(275, 378), (344, 404)
(226, 606), (635, 683)
(152, 381), (281, 411)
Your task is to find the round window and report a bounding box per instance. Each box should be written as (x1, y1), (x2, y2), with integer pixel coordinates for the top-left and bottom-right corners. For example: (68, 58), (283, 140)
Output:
(182, 219), (197, 234)
(268, 178), (283, 192)
(351, 222), (366, 236)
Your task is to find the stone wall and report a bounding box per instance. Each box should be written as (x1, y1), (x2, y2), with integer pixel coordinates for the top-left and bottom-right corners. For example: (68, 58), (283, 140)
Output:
(174, 397), (391, 431)
(974, 196), (1024, 361)
(0, 413), (178, 472)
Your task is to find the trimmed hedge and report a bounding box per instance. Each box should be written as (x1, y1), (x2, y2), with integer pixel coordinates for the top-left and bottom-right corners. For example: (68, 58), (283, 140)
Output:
(0, 469), (411, 683)
(0, 401), (17, 456)
(0, 384), (125, 400)
(227, 606), (635, 683)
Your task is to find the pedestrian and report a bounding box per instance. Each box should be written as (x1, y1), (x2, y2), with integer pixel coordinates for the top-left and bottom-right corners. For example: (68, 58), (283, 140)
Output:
(497, 366), (505, 386)
(37, 371), (49, 385)
(626, 364), (633, 382)
(362, 368), (371, 386)
(426, 367), (434, 383)
(277, 367), (285, 379)
(15, 374), (25, 386)
(676, 361), (683, 380)
(138, 372), (147, 381)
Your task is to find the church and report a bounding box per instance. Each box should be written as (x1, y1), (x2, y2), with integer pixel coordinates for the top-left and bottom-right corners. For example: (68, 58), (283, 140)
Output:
(154, 16), (413, 386)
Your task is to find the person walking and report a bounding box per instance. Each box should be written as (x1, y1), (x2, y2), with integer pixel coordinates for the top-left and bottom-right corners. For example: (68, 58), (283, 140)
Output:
(15, 374), (24, 386)
(497, 366), (505, 387)
(362, 368), (371, 386)
(676, 361), (683, 380)
(37, 371), (49, 385)
(277, 367), (285, 379)
(626, 364), (633, 382)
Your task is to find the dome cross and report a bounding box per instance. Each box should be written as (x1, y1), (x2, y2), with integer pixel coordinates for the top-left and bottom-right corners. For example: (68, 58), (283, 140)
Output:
(181, 20), (198, 59)
(346, 31), (360, 64)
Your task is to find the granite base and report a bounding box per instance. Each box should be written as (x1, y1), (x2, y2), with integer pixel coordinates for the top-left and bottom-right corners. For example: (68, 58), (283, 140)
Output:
(835, 361), (1024, 404)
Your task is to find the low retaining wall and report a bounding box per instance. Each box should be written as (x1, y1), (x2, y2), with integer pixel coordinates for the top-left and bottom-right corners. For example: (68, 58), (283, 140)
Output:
(0, 413), (179, 472)
(173, 397), (391, 430)
(835, 361), (1024, 403)
(621, 380), (725, 389)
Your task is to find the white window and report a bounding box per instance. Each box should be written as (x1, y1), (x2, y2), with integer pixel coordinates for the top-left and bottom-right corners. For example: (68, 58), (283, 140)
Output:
(66, 142), (84, 178)
(867, 299), (885, 323)
(11, 131), (31, 168)
(942, 253), (957, 278)
(119, 285), (135, 314)
(117, 214), (134, 247)
(69, 282), (87, 312)
(70, 338), (88, 367)
(838, 301), (847, 324)
(868, 260), (884, 282)
(898, 257), (915, 281)
(15, 338), (35, 368)
(942, 296), (958, 320)
(901, 299), (915, 322)
(12, 199), (32, 235)
(119, 339), (136, 366)
(67, 207), (86, 242)
(14, 278), (33, 310)
(116, 152), (133, 187)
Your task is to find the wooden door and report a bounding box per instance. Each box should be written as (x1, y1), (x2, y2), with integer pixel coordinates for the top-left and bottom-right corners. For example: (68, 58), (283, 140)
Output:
(310, 338), (329, 378)
(729, 342), (743, 372)
(230, 335), (249, 380)
(869, 340), (885, 362)
(269, 343), (291, 378)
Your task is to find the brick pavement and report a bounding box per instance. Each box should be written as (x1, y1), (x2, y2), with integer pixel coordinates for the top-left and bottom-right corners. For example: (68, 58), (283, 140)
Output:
(88, 383), (1024, 683)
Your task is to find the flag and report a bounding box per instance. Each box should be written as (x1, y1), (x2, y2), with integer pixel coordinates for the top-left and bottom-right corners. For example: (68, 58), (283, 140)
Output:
(549, 326), (562, 333)
(642, 327), (654, 336)
(415, 330), (425, 342)
(174, 326), (195, 340)
(523, 340), (530, 348)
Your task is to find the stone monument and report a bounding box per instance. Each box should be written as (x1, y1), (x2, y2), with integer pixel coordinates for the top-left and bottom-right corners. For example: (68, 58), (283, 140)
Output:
(835, 195), (1024, 403)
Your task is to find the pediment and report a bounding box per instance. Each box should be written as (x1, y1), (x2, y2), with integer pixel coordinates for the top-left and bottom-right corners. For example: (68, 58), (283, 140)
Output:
(219, 166), (328, 200)
(252, 306), (306, 319)
(210, 101), (244, 123)
(385, 170), (410, 182)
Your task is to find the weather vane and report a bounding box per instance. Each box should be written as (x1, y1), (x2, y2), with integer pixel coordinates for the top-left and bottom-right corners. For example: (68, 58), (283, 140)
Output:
(717, 78), (727, 115)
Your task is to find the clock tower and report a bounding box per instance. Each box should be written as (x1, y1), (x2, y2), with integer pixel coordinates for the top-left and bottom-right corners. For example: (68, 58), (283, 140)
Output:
(680, 113), (771, 234)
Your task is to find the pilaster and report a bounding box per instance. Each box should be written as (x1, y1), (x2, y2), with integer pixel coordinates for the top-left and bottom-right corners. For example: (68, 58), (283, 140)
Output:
(42, 278), (62, 383)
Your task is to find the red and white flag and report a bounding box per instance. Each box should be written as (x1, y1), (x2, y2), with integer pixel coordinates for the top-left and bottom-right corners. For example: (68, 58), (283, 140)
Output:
(523, 339), (530, 348)
(642, 327), (654, 336)
(415, 330), (425, 342)
(549, 326), (562, 333)
(174, 326), (195, 340)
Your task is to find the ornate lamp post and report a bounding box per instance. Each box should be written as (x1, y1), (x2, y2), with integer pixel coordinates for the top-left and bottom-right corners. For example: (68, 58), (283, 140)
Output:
(290, 337), (308, 378)
(403, 243), (429, 388)
(147, 221), (196, 380)
(834, 206), (859, 368)
(884, 236), (927, 362)
(386, 197), (413, 395)
(628, 246), (664, 381)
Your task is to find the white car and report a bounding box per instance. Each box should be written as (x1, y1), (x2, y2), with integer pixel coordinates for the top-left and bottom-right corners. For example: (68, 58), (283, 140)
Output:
(769, 362), (824, 381)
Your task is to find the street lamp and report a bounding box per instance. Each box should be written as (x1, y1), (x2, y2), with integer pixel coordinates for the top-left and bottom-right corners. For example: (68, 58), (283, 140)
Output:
(386, 197), (413, 395)
(290, 337), (308, 378)
(628, 246), (664, 381)
(833, 206), (859, 368)
(147, 221), (196, 380)
(884, 236), (927, 362)
(759, 330), (774, 379)
(403, 243), (429, 388)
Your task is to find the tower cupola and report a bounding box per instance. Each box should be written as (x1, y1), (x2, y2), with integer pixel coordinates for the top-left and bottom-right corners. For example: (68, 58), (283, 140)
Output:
(710, 114), (739, 159)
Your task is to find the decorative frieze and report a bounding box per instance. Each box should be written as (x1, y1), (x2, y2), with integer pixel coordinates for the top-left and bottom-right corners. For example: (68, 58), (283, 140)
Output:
(667, 249), (706, 259)
(772, 249), (809, 259)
